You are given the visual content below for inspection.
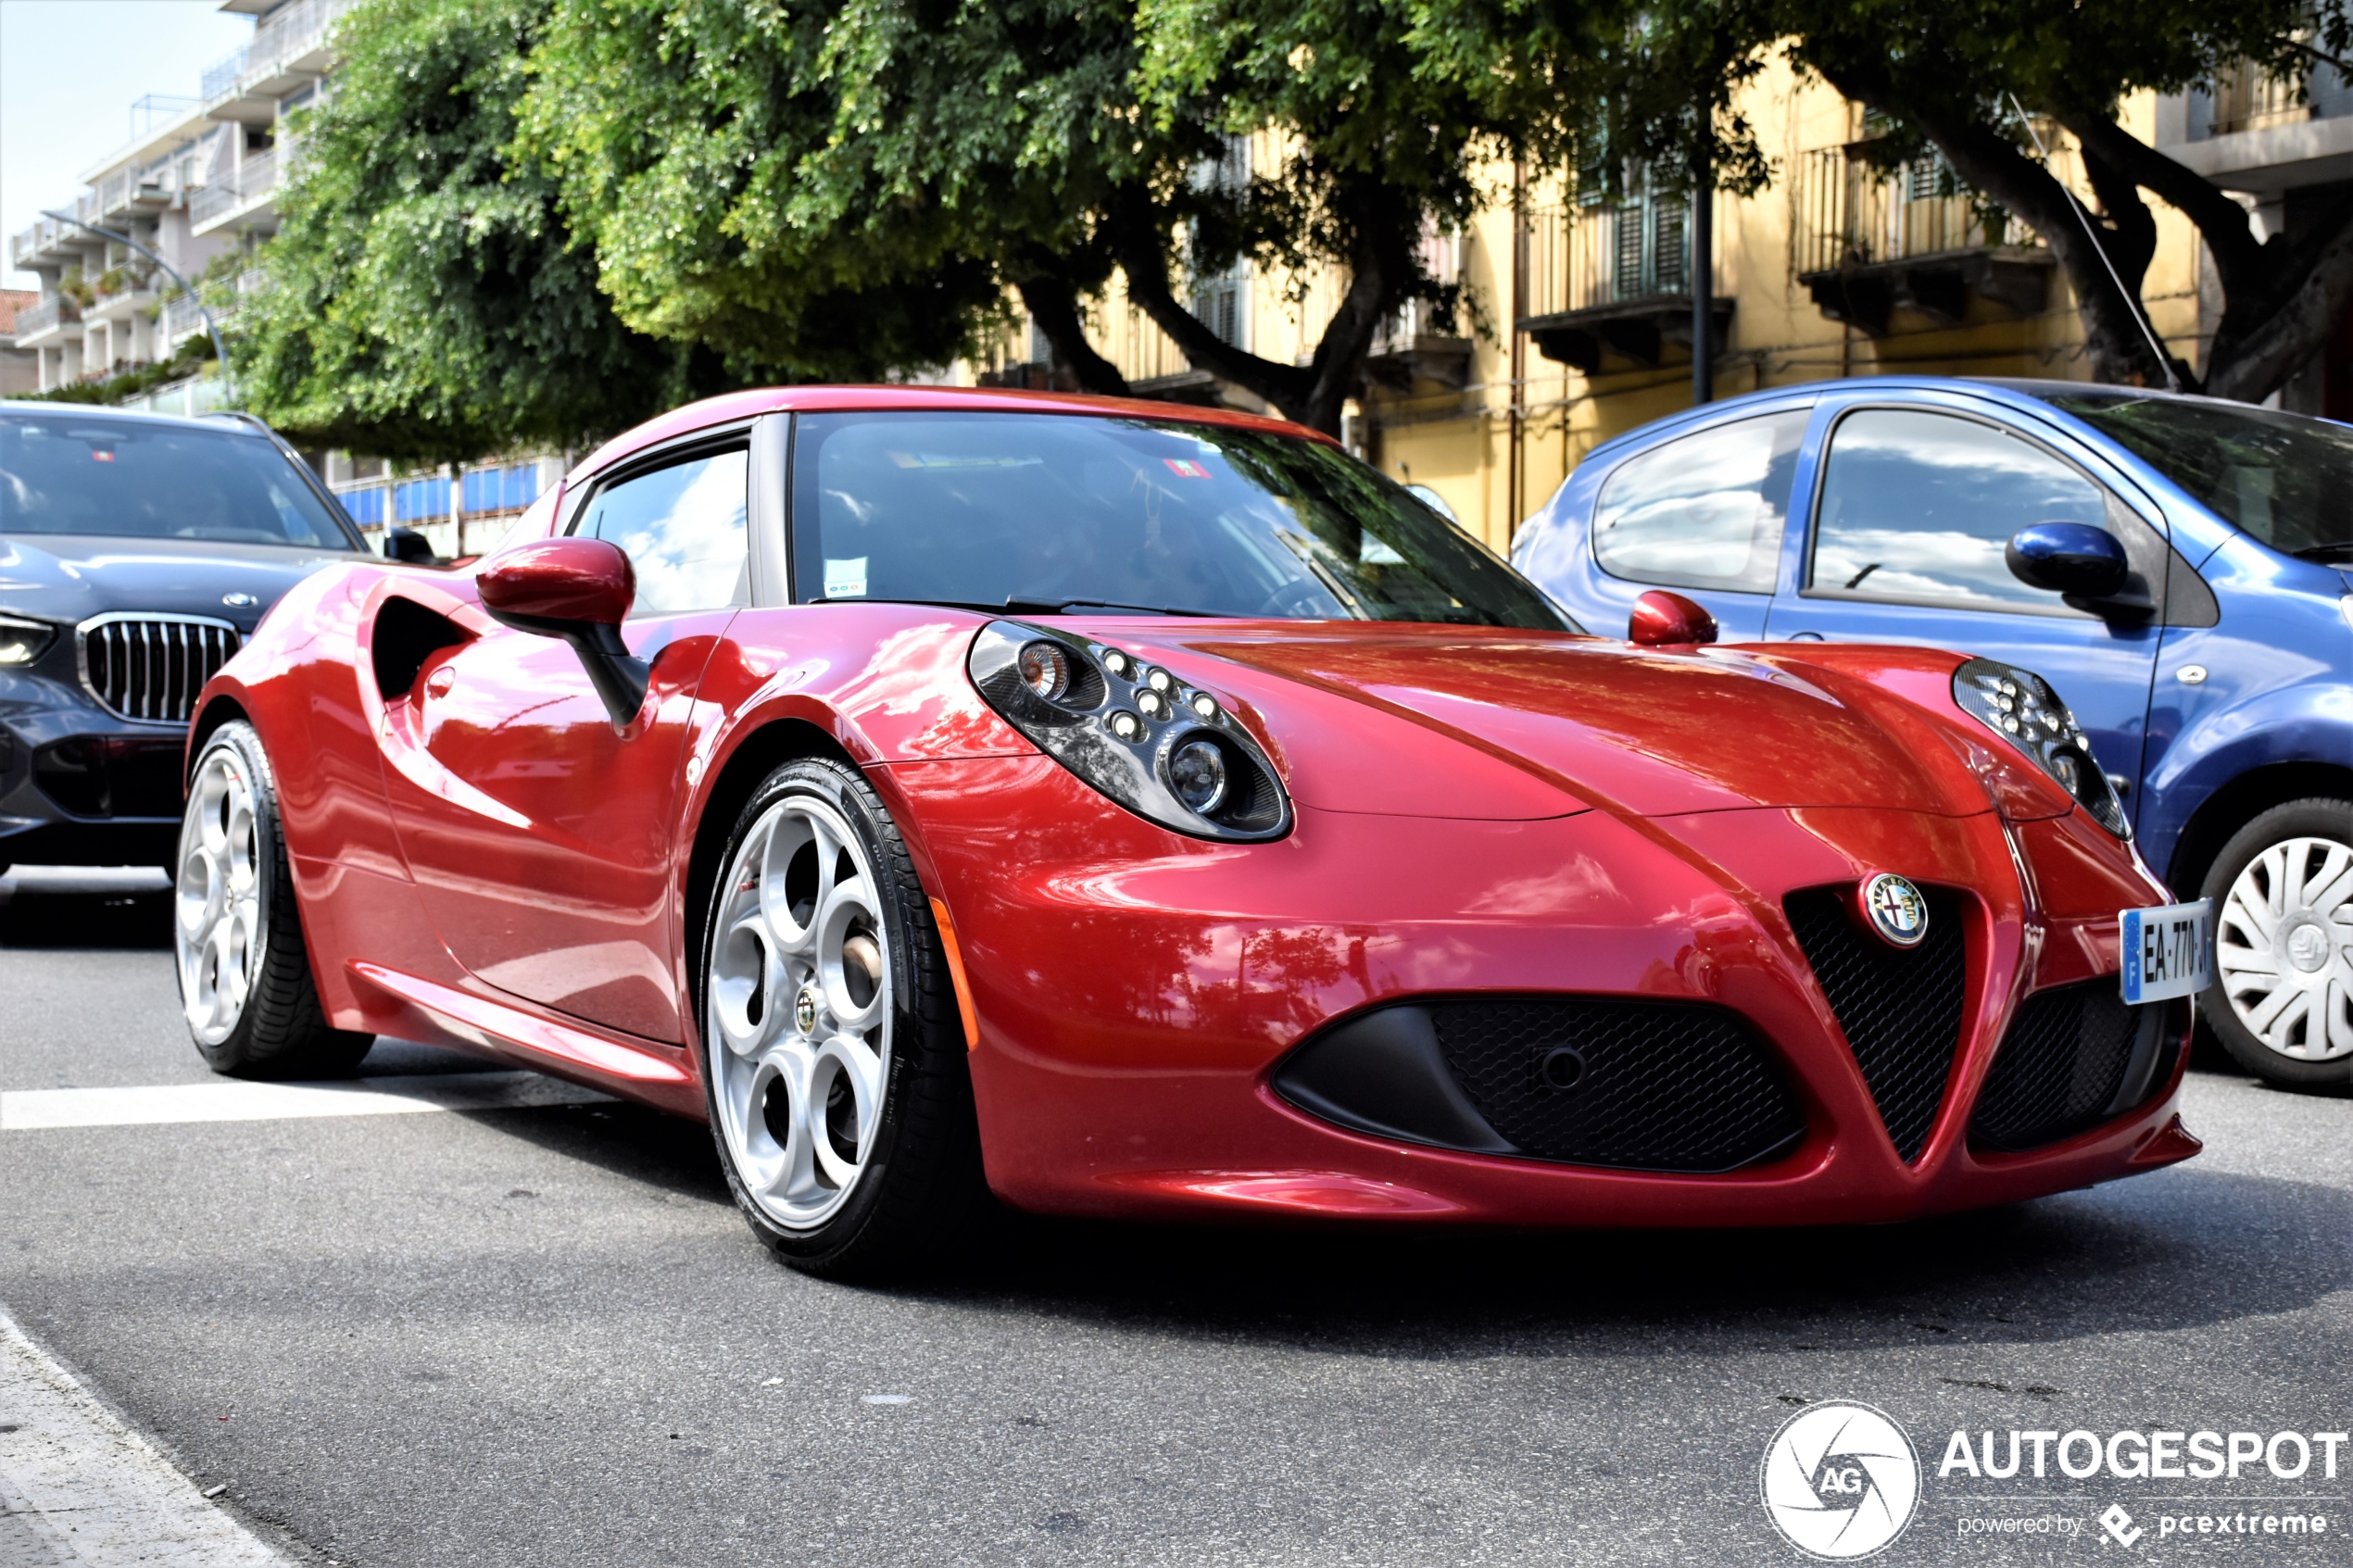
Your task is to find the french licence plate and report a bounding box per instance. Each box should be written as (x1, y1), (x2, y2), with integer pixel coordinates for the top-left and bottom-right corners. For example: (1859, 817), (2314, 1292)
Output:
(2120, 899), (2211, 1005)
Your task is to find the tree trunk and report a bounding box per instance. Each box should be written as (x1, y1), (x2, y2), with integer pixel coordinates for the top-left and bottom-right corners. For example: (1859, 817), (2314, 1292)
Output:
(1015, 277), (1131, 397)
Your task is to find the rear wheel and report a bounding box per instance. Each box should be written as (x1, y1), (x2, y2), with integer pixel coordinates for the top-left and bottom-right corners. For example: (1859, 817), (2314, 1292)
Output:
(174, 721), (373, 1079)
(2200, 798), (2353, 1092)
(698, 757), (985, 1277)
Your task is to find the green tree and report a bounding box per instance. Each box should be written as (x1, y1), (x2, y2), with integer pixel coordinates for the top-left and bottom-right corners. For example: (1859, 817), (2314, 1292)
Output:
(238, 0), (697, 459)
(522, 0), (1611, 434)
(1595, 0), (2353, 399)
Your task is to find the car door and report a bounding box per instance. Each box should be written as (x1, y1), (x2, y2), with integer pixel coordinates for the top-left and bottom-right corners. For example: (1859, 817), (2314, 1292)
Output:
(1544, 405), (1810, 641)
(1763, 401), (2169, 826)
(381, 425), (771, 1043)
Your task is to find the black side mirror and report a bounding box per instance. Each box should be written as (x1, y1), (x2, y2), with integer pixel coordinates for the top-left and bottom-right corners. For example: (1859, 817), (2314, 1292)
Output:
(2005, 521), (2133, 595)
(383, 526), (437, 566)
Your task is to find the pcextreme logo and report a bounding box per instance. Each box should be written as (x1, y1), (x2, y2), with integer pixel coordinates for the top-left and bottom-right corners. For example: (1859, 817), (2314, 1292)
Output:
(1760, 1401), (1922, 1560)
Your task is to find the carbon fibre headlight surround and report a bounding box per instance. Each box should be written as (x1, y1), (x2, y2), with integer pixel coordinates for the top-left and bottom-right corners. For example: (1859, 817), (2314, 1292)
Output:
(1950, 657), (2129, 838)
(968, 620), (1291, 842)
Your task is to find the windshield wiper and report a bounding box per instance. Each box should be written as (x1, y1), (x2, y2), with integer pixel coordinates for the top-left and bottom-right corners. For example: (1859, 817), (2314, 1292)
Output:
(1000, 596), (1223, 618)
(2289, 542), (2353, 563)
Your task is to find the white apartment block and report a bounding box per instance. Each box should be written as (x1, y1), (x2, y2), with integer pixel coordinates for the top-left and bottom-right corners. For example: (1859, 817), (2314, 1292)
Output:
(7, 0), (346, 403)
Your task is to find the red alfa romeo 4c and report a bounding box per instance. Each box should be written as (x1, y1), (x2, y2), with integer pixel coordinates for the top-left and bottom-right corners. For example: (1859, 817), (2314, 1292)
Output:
(172, 388), (2201, 1275)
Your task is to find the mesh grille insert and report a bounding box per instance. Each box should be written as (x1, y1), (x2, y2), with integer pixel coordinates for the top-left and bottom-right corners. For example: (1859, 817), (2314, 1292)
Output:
(1971, 982), (2154, 1151)
(1784, 884), (1969, 1163)
(1428, 997), (1806, 1173)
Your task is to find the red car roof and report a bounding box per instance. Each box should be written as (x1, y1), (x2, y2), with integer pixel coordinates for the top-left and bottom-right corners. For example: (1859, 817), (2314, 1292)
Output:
(570, 385), (1333, 485)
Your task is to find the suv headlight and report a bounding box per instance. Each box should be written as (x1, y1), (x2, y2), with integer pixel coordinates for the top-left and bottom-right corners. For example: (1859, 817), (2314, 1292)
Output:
(968, 620), (1292, 841)
(0, 614), (57, 667)
(1951, 657), (2128, 837)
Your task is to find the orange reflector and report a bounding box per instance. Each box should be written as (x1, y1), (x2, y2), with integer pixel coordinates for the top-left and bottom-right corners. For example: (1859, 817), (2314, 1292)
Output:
(928, 897), (981, 1050)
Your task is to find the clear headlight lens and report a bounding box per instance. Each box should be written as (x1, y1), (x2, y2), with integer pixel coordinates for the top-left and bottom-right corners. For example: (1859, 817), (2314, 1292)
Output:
(1951, 657), (2129, 837)
(0, 614), (57, 667)
(968, 620), (1290, 841)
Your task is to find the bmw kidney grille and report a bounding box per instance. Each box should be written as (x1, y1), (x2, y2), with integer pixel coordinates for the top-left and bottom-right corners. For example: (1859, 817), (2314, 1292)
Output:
(78, 613), (243, 724)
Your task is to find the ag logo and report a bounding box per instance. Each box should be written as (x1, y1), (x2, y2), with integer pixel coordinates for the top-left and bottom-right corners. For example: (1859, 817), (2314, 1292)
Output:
(1760, 1400), (1920, 1560)
(1860, 872), (1929, 949)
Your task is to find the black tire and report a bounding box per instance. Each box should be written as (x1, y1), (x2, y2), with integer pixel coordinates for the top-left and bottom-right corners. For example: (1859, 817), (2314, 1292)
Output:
(698, 756), (987, 1278)
(2198, 797), (2353, 1093)
(173, 721), (374, 1079)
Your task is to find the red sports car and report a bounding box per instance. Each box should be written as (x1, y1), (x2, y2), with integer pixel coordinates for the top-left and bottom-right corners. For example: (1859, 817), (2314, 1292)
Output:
(172, 388), (2201, 1275)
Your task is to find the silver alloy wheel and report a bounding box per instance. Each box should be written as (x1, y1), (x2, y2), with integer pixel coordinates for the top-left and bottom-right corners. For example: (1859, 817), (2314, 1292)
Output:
(707, 793), (892, 1230)
(2216, 834), (2353, 1062)
(174, 746), (265, 1047)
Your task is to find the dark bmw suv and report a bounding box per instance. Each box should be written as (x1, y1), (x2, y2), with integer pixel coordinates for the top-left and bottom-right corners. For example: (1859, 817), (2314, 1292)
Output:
(0, 404), (368, 873)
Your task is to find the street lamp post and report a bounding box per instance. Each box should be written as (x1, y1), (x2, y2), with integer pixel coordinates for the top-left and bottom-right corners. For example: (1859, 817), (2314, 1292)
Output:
(39, 208), (233, 398)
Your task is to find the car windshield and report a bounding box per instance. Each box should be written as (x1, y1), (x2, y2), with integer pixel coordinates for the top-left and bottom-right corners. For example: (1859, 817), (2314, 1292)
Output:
(0, 412), (358, 549)
(2034, 391), (2353, 561)
(790, 411), (1571, 628)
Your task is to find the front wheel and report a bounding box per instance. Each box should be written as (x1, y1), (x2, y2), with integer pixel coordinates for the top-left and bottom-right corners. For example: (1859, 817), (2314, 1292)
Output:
(174, 721), (373, 1079)
(2201, 798), (2353, 1092)
(698, 757), (986, 1277)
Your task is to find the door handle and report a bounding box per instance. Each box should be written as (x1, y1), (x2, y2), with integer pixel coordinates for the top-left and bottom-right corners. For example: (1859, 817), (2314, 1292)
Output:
(423, 665), (456, 697)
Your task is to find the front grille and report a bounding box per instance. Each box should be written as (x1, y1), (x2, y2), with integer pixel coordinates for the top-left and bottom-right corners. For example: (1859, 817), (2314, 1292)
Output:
(1970, 983), (2157, 1151)
(1429, 997), (1807, 1173)
(1785, 884), (1969, 1162)
(78, 614), (241, 724)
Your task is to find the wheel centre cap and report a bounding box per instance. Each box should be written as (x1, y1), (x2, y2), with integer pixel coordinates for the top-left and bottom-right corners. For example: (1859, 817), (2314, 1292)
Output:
(2285, 922), (2331, 974)
(793, 985), (821, 1034)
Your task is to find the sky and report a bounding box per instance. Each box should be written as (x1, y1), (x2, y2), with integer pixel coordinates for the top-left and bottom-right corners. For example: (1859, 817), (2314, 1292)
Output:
(1, 0), (254, 291)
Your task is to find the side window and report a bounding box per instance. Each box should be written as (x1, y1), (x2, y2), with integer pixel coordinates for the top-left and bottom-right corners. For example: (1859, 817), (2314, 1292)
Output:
(1809, 410), (2114, 610)
(1592, 410), (1806, 593)
(573, 447), (749, 616)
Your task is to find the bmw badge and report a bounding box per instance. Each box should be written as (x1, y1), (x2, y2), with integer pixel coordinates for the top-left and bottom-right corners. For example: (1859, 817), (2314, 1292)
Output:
(1860, 872), (1929, 949)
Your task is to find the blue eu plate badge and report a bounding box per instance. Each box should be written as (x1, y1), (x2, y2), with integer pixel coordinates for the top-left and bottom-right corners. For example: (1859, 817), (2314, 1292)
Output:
(2120, 899), (2212, 1005)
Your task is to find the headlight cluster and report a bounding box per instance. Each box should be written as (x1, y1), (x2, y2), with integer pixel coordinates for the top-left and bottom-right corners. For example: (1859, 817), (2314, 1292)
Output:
(1950, 657), (2129, 837)
(0, 614), (57, 668)
(968, 620), (1291, 841)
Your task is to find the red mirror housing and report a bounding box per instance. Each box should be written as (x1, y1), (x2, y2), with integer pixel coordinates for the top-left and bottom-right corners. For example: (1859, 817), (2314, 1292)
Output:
(474, 537), (649, 731)
(1628, 590), (1719, 648)
(477, 537), (635, 627)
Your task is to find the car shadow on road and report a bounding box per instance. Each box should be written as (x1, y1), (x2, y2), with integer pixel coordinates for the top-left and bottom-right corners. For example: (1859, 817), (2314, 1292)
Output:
(0, 877), (172, 949)
(894, 1164), (2352, 1360)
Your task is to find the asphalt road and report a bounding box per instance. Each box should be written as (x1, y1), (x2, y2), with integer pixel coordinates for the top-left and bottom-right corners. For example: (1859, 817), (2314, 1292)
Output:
(1, 869), (2347, 1568)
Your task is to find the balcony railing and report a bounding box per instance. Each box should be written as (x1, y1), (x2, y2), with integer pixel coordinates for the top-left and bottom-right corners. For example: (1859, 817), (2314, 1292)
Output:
(189, 147), (280, 229)
(2209, 59), (2309, 136)
(201, 45), (251, 101)
(17, 295), (82, 336)
(203, 0), (349, 103)
(1791, 145), (2024, 277)
(1523, 192), (1696, 320)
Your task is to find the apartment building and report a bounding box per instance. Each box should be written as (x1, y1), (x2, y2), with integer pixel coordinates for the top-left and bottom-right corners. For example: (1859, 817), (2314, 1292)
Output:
(976, 59), (2343, 557)
(6, 0), (346, 404)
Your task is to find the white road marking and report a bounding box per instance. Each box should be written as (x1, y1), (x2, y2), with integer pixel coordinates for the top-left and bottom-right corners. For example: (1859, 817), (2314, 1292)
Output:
(0, 1306), (287, 1565)
(0, 1072), (611, 1132)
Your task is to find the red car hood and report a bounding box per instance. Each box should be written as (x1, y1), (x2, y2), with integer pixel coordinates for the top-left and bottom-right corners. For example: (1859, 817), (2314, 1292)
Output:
(1114, 623), (1984, 821)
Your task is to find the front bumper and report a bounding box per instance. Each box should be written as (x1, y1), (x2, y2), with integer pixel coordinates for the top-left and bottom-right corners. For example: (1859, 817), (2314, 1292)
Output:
(891, 756), (2195, 1226)
(0, 666), (185, 869)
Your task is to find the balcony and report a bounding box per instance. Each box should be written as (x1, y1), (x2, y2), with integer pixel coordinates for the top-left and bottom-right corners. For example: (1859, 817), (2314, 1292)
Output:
(96, 166), (175, 221)
(1517, 191), (1730, 373)
(204, 0), (348, 119)
(1790, 145), (2052, 335)
(1363, 298), (1473, 392)
(15, 295), (84, 346)
(190, 147), (280, 234)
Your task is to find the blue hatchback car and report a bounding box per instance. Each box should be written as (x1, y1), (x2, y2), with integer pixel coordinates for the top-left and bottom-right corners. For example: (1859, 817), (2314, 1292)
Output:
(1513, 376), (2351, 1092)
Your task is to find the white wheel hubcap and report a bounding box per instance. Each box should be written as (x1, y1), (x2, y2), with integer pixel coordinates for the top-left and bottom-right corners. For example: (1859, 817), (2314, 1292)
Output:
(2217, 834), (2353, 1062)
(707, 794), (891, 1229)
(174, 747), (266, 1047)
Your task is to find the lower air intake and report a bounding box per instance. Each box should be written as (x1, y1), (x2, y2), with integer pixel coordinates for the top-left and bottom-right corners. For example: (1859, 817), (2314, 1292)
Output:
(1970, 983), (2172, 1151)
(1428, 997), (1807, 1173)
(1785, 884), (1969, 1163)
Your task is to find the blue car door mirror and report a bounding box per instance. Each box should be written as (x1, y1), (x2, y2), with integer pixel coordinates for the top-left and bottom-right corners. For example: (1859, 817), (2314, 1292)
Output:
(2005, 521), (2131, 600)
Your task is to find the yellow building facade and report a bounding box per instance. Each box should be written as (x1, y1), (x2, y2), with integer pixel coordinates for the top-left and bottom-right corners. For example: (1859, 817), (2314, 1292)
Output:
(968, 60), (2212, 561)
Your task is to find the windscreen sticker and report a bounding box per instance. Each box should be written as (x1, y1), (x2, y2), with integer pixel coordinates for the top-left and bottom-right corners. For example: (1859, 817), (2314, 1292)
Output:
(824, 557), (869, 598)
(1163, 458), (1212, 479)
